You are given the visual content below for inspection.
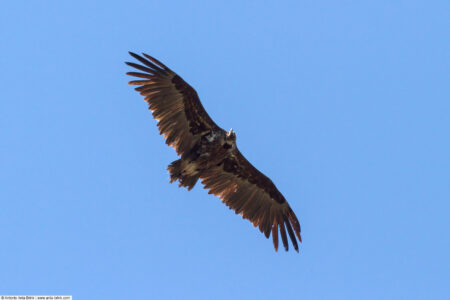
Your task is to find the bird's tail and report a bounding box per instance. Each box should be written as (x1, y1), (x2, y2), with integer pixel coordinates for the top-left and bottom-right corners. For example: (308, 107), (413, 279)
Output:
(167, 159), (200, 191)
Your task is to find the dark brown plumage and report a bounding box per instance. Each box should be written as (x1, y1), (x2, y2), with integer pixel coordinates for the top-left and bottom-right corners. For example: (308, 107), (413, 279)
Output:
(126, 52), (302, 251)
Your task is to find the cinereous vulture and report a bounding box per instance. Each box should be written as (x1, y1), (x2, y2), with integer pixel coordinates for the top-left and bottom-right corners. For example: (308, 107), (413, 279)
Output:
(126, 52), (302, 251)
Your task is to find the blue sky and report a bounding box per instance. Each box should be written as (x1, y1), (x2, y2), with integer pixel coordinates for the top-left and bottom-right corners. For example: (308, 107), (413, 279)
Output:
(1, 1), (449, 299)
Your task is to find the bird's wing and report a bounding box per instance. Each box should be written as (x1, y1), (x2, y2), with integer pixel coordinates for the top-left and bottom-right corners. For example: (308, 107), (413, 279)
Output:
(126, 52), (223, 156)
(200, 148), (302, 251)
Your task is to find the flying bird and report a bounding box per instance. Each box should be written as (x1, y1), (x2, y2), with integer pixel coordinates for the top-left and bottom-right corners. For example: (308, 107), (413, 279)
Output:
(125, 52), (302, 251)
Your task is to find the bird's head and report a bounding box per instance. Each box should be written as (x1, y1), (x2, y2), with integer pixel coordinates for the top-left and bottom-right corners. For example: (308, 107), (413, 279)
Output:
(226, 128), (236, 142)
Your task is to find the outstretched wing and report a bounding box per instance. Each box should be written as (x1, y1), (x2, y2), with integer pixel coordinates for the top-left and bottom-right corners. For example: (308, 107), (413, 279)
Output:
(126, 52), (223, 156)
(201, 148), (302, 252)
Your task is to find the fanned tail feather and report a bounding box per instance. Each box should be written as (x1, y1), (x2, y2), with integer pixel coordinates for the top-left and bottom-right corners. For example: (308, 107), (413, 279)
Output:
(167, 159), (199, 191)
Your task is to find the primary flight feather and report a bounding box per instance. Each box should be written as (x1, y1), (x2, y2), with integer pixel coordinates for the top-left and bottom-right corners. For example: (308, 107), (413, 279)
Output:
(125, 52), (302, 251)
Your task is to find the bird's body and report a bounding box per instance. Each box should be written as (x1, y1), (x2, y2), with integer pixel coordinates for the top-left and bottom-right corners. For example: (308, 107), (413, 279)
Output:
(169, 128), (234, 189)
(126, 52), (302, 251)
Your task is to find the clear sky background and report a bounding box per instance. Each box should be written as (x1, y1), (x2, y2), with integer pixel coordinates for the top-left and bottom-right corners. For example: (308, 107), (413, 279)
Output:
(1, 1), (449, 299)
